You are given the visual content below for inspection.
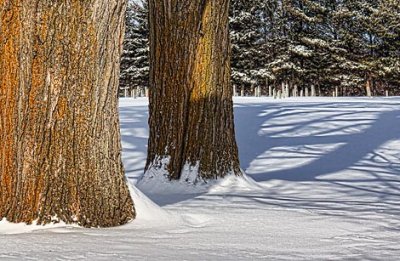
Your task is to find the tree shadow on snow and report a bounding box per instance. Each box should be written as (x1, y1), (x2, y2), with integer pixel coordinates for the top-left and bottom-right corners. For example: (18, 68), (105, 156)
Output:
(235, 101), (400, 183)
(233, 100), (400, 222)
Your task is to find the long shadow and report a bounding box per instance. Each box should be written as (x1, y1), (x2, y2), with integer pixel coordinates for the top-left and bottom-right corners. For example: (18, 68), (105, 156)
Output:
(234, 102), (354, 170)
(235, 102), (400, 182)
(232, 100), (400, 223)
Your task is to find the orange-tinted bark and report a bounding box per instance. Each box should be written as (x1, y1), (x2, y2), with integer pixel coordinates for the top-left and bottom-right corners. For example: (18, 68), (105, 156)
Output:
(0, 0), (135, 227)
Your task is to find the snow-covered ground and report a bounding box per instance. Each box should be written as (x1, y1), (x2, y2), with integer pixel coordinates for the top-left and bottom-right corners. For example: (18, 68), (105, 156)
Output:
(1, 97), (400, 260)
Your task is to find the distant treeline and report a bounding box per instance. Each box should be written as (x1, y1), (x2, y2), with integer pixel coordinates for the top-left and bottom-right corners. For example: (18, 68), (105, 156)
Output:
(231, 0), (400, 96)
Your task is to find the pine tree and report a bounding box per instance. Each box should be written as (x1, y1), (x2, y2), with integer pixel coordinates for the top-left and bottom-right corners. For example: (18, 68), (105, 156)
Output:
(368, 0), (400, 94)
(230, 0), (266, 95)
(120, 0), (149, 97)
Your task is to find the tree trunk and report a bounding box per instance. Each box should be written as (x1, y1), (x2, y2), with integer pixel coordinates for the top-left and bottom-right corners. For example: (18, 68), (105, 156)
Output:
(311, 85), (316, 97)
(0, 0), (135, 227)
(144, 0), (241, 183)
(366, 74), (373, 97)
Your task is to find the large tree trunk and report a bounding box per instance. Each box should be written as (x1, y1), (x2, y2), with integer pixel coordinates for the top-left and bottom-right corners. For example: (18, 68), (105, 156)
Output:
(144, 0), (241, 183)
(0, 0), (135, 227)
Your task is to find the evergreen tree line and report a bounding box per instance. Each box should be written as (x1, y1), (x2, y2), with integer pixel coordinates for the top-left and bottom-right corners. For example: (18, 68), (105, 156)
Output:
(120, 0), (149, 97)
(121, 0), (400, 97)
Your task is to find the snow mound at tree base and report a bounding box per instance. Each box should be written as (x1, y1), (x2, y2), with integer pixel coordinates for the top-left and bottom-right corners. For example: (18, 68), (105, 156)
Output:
(208, 171), (264, 194)
(125, 181), (211, 229)
(127, 181), (172, 223)
(137, 168), (263, 196)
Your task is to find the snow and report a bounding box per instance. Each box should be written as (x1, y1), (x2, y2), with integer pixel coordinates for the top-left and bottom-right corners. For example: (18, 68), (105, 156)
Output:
(127, 182), (171, 223)
(1, 96), (400, 260)
(0, 219), (76, 235)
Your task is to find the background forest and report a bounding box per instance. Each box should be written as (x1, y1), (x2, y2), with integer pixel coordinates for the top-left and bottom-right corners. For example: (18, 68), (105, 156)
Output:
(121, 0), (400, 97)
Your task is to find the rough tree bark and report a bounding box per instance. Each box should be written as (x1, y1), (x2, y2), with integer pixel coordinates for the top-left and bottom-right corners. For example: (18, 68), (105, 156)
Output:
(144, 0), (242, 183)
(0, 0), (135, 227)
